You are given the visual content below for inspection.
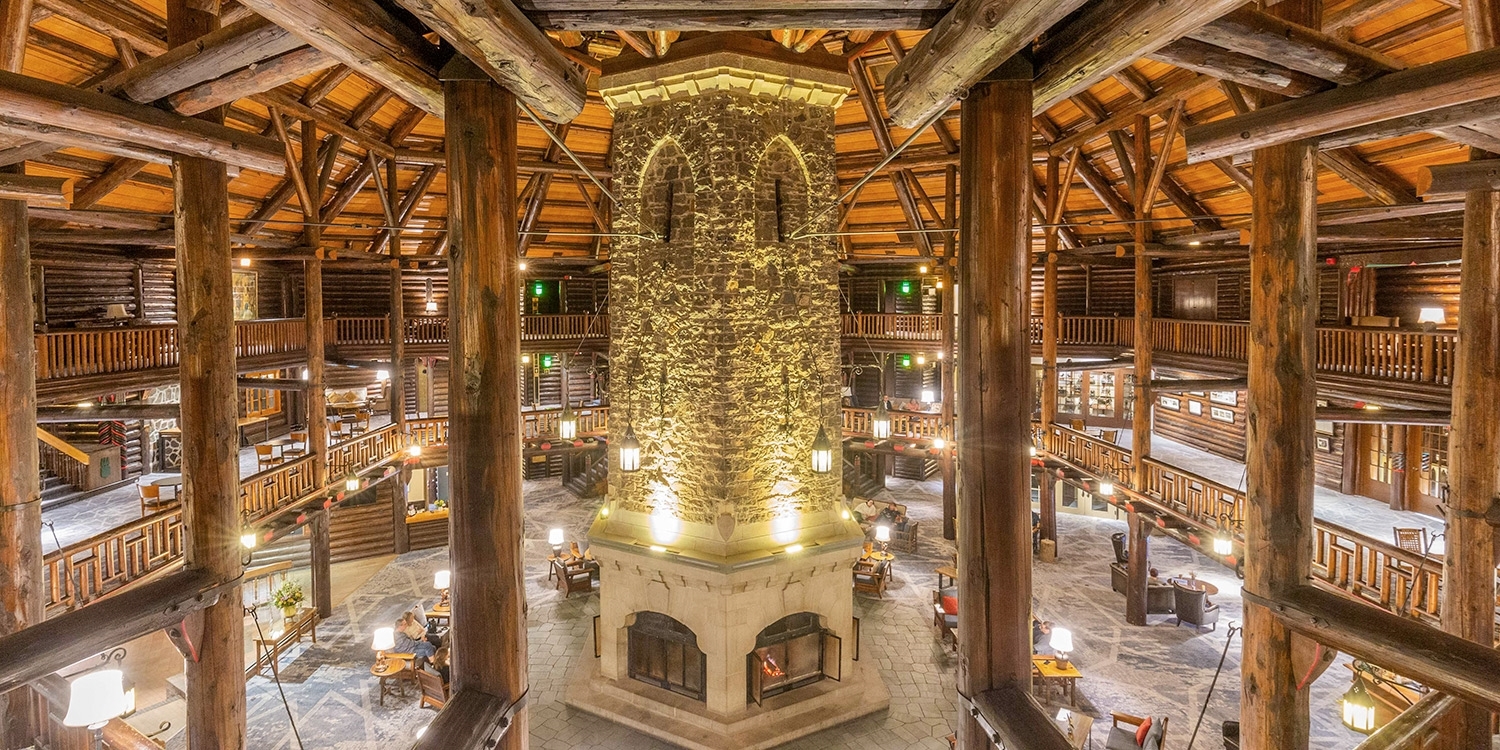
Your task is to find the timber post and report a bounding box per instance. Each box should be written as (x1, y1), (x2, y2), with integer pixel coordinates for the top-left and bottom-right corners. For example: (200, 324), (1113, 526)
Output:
(1130, 116), (1153, 490)
(1439, 0), (1500, 742)
(955, 55), (1033, 750)
(1041, 153), (1060, 432)
(940, 264), (956, 540)
(1125, 510), (1149, 626)
(1242, 1), (1320, 746)
(389, 156), (407, 428)
(309, 509), (332, 618)
(304, 119), (328, 488)
(171, 0), (247, 746)
(0, 0), (41, 743)
(443, 56), (529, 749)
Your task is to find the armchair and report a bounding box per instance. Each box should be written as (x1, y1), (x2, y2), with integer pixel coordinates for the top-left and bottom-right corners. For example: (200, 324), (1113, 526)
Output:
(853, 560), (888, 598)
(1106, 713), (1168, 750)
(1171, 583), (1220, 632)
(415, 667), (447, 710)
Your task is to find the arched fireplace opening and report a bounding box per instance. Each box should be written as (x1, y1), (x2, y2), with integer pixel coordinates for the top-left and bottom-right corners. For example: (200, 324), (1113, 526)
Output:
(747, 612), (841, 705)
(627, 612), (706, 702)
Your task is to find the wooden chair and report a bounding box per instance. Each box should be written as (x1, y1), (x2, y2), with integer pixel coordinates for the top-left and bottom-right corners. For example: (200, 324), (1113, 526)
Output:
(415, 668), (447, 710)
(1069, 418), (1086, 431)
(283, 429), (308, 459)
(255, 444), (282, 471)
(560, 564), (593, 597)
(1393, 527), (1427, 554)
(138, 483), (161, 516)
(352, 410), (372, 434)
(1099, 428), (1120, 444)
(852, 560), (887, 598)
(327, 416), (349, 441)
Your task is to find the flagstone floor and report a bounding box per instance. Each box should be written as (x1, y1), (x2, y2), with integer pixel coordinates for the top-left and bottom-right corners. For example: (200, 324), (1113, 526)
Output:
(194, 476), (1378, 750)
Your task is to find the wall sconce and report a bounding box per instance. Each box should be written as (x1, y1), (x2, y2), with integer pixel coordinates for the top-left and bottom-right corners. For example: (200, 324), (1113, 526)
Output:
(1098, 479), (1114, 497)
(811, 426), (833, 473)
(619, 424), (641, 472)
(1341, 674), (1377, 734)
(407, 442), (422, 459)
(1212, 513), (1241, 556)
(424, 279), (437, 313)
(920, 388), (935, 403)
(239, 257), (252, 268)
(932, 436), (946, 450)
(240, 531), (257, 549)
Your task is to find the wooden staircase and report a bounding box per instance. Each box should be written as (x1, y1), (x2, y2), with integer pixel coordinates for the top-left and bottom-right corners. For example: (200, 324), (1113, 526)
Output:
(564, 448), (608, 498)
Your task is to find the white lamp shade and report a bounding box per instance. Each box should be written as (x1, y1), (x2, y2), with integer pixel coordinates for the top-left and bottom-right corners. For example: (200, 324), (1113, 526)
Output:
(875, 525), (891, 542)
(376, 369), (390, 381)
(63, 669), (129, 728)
(105, 303), (129, 319)
(425, 300), (438, 313)
(920, 388), (935, 402)
(1098, 480), (1114, 496)
(371, 627), (396, 652)
(548, 528), (565, 546)
(433, 570), (451, 590)
(1049, 627), (1074, 654)
(1417, 307), (1446, 324)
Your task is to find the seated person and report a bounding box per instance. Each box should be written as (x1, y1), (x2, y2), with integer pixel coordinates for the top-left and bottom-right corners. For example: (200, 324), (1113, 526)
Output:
(852, 497), (880, 523)
(1032, 618), (1053, 654)
(877, 502), (902, 525)
(428, 645), (451, 685)
(395, 610), (438, 662)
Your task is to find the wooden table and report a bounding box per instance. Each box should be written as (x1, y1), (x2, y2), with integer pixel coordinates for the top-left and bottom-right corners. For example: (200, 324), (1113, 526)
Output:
(251, 607), (318, 679)
(259, 436), (296, 459)
(935, 565), (958, 589)
(425, 604), (450, 626)
(1168, 576), (1220, 596)
(1032, 655), (1083, 707)
(1052, 707), (1094, 749)
(865, 551), (895, 563)
(371, 658), (414, 706)
(137, 473), (183, 506)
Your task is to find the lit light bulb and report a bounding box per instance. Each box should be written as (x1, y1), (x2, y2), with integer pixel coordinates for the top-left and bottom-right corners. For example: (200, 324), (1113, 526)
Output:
(932, 437), (946, 450)
(239, 257), (252, 267)
(425, 300), (438, 313)
(518, 260), (529, 271)
(522, 354), (531, 365)
(916, 355), (927, 366)
(345, 475), (360, 492)
(1098, 480), (1114, 496)
(241, 532), (257, 549)
(919, 264), (929, 274)
(407, 443), (422, 458)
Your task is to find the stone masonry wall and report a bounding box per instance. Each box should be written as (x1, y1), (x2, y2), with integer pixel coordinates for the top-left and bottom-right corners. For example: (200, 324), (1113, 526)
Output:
(608, 89), (842, 532)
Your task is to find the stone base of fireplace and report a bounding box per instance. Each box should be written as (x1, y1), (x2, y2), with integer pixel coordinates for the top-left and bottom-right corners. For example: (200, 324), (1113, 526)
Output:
(565, 654), (890, 750)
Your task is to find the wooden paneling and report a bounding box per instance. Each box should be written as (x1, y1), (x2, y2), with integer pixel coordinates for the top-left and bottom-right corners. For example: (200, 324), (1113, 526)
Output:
(1152, 375), (1247, 460)
(328, 484), (395, 563)
(1374, 265), (1461, 326)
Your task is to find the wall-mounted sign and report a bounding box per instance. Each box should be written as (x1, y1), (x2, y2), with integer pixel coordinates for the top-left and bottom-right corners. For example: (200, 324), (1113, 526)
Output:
(1210, 406), (1234, 423)
(1210, 391), (1238, 406)
(1159, 396), (1180, 410)
(1188, 401), (1203, 416)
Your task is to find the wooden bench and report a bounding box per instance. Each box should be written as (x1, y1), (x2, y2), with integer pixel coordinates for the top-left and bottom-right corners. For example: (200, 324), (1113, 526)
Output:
(247, 607), (318, 680)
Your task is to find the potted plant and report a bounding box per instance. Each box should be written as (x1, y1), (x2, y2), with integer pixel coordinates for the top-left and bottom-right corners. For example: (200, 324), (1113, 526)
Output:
(271, 580), (305, 620)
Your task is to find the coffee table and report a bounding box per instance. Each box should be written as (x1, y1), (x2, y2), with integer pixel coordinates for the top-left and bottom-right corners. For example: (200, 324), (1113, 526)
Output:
(371, 658), (414, 706)
(1033, 655), (1083, 706)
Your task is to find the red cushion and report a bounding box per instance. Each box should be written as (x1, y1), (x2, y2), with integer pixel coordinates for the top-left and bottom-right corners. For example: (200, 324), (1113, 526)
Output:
(1135, 717), (1152, 746)
(940, 595), (958, 615)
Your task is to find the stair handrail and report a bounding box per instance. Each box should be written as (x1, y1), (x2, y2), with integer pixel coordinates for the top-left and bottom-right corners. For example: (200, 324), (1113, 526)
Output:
(36, 427), (90, 467)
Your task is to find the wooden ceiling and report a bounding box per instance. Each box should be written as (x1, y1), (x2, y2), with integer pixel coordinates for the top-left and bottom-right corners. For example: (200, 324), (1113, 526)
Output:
(3, 0), (1482, 270)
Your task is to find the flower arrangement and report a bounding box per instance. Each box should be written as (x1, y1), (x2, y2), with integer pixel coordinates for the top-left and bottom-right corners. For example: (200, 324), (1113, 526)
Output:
(271, 580), (305, 612)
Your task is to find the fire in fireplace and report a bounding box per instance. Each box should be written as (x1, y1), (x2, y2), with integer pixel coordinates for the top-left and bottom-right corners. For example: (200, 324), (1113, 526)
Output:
(627, 612), (706, 702)
(748, 612), (841, 705)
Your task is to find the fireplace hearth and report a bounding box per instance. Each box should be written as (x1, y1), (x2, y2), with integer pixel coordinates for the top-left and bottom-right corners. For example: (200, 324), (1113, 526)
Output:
(748, 612), (839, 704)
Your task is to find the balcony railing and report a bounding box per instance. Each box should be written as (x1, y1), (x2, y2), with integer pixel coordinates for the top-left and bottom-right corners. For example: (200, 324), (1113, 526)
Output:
(841, 406), (943, 439)
(1031, 422), (1478, 627)
(841, 313), (943, 342)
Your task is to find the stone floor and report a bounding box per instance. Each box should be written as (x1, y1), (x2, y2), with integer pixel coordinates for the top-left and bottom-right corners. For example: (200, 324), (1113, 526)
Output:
(212, 476), (1377, 750)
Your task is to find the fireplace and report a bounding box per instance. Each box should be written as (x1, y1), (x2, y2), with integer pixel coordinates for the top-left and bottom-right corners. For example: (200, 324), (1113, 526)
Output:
(628, 612), (707, 702)
(748, 613), (840, 705)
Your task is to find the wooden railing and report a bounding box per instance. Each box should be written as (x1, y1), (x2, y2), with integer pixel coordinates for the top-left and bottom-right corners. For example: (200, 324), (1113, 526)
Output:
(841, 313), (943, 341)
(522, 314), (609, 341)
(35, 318), (308, 381)
(523, 406), (609, 440)
(328, 317), (389, 346)
(1028, 317), (1458, 387)
(841, 406), (943, 439)
(239, 456), (318, 522)
(43, 509), (183, 613)
(407, 417), (450, 447)
(405, 316), (449, 344)
(36, 427), (91, 490)
(328, 423), (406, 479)
(1030, 422), (1486, 625)
(233, 318), (307, 358)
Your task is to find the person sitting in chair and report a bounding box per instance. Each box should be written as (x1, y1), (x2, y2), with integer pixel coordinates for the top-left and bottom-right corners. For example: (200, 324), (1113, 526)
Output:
(395, 609), (438, 663)
(852, 497), (880, 523)
(877, 502), (903, 525)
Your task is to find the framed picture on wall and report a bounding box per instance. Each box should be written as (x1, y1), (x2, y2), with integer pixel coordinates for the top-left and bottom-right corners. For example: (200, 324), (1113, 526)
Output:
(1210, 391), (1237, 406)
(1316, 436), (1332, 452)
(1315, 420), (1335, 435)
(1188, 401), (1203, 416)
(1210, 406), (1234, 423)
(1159, 395), (1181, 410)
(1188, 391), (1206, 397)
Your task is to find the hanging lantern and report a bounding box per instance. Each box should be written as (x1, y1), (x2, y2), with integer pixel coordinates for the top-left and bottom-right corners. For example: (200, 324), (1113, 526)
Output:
(811, 426), (833, 473)
(620, 424), (641, 472)
(559, 404), (578, 440)
(1213, 529), (1234, 556)
(872, 402), (892, 439)
(345, 474), (361, 492)
(1341, 675), (1378, 734)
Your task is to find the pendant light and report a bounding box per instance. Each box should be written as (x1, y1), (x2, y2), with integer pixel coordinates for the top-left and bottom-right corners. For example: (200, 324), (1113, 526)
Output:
(559, 402), (578, 440)
(619, 424), (641, 472)
(1341, 674), (1377, 734)
(811, 426), (833, 473)
(871, 401), (891, 439)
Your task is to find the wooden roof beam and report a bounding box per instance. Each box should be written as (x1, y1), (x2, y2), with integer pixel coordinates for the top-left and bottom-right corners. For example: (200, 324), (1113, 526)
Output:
(35, 0), (166, 56)
(391, 0), (586, 123)
(0, 172), (70, 207)
(1048, 73), (1219, 155)
(530, 10), (944, 32)
(1148, 38), (1332, 98)
(107, 15), (305, 104)
(236, 0), (447, 117)
(0, 69), (286, 174)
(1187, 5), (1403, 85)
(880, 0), (1089, 128)
(1186, 46), (1500, 162)
(1320, 147), (1417, 205)
(169, 46), (336, 116)
(1031, 0), (1250, 113)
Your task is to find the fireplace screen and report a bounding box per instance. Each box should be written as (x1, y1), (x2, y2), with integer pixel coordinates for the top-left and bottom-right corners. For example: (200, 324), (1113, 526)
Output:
(628, 612), (706, 702)
(747, 612), (841, 705)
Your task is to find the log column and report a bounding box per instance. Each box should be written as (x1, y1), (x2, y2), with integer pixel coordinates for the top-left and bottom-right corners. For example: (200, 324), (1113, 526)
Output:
(1125, 510), (1150, 625)
(0, 0), (41, 743)
(388, 158), (406, 428)
(303, 124), (327, 487)
(1041, 154), (1060, 431)
(1242, 1), (1320, 746)
(940, 265), (956, 540)
(309, 509), (331, 618)
(171, 1), (245, 746)
(1440, 0), (1500, 743)
(1130, 116), (1153, 489)
(956, 56), (1033, 750)
(444, 58), (528, 747)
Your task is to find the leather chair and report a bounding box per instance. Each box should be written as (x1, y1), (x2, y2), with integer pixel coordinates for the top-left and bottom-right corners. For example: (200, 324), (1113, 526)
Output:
(1172, 582), (1221, 632)
(1147, 583), (1176, 615)
(853, 560), (888, 598)
(1109, 532), (1129, 593)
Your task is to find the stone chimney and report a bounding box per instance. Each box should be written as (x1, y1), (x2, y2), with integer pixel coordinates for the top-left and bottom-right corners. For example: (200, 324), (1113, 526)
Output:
(570, 34), (888, 749)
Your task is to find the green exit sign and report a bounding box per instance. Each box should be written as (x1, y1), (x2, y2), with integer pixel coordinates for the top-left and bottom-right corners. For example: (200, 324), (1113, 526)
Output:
(533, 281), (545, 296)
(898, 280), (913, 295)
(899, 354), (912, 368)
(541, 354), (555, 369)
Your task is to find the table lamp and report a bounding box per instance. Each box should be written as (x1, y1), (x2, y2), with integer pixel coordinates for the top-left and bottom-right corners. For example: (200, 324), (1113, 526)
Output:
(875, 524), (891, 555)
(433, 569), (451, 609)
(549, 528), (565, 558)
(372, 627), (396, 669)
(1049, 627), (1075, 669)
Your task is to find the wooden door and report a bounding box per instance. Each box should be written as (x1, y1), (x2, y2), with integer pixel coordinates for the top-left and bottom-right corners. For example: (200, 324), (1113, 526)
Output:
(1173, 276), (1217, 320)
